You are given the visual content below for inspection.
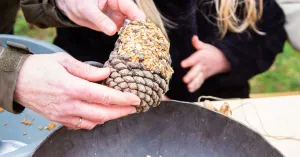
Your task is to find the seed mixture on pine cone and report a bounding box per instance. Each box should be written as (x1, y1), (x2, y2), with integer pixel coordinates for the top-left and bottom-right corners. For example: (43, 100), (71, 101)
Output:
(103, 19), (174, 112)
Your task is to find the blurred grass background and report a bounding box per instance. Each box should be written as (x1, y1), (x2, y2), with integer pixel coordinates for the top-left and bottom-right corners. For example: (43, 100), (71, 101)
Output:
(13, 10), (300, 94)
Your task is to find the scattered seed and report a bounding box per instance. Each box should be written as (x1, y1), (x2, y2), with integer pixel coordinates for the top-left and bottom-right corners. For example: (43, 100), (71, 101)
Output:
(38, 126), (43, 130)
(3, 122), (7, 126)
(45, 123), (58, 131)
(0, 107), (4, 112)
(21, 119), (32, 125)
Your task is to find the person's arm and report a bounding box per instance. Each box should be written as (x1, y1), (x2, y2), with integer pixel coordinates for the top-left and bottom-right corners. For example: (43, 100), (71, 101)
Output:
(0, 41), (33, 113)
(20, 0), (146, 35)
(211, 0), (287, 85)
(1, 40), (141, 129)
(20, 0), (78, 28)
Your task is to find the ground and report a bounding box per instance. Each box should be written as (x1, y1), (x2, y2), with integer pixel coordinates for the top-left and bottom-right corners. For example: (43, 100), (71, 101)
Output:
(13, 11), (300, 94)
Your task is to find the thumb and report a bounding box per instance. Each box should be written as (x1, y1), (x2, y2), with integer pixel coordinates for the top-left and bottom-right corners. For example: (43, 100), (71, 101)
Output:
(58, 53), (110, 82)
(81, 5), (117, 35)
(192, 35), (206, 50)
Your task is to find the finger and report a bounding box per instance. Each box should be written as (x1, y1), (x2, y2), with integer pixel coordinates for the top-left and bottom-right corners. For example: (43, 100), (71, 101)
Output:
(66, 101), (136, 123)
(188, 73), (205, 93)
(181, 51), (202, 68)
(80, 4), (117, 35)
(192, 35), (206, 50)
(117, 0), (146, 21)
(61, 3), (102, 31)
(61, 116), (97, 130)
(58, 54), (110, 82)
(68, 79), (141, 106)
(65, 12), (103, 31)
(163, 95), (170, 100)
(183, 64), (202, 84)
(109, 11), (126, 30)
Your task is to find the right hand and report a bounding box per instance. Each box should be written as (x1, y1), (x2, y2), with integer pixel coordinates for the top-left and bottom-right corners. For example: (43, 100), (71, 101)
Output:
(55, 0), (146, 35)
(14, 52), (141, 130)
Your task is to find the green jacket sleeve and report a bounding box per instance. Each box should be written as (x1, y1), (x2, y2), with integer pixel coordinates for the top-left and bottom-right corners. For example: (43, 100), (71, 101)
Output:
(0, 41), (32, 114)
(20, 0), (78, 28)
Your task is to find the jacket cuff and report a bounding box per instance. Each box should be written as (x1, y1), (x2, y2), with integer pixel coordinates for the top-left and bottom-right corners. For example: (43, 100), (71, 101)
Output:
(21, 0), (78, 28)
(0, 42), (33, 114)
(210, 39), (248, 86)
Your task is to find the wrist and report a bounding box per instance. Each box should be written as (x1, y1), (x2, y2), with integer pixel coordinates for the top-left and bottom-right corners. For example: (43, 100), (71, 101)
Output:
(214, 48), (231, 74)
(204, 51), (231, 79)
(219, 57), (231, 73)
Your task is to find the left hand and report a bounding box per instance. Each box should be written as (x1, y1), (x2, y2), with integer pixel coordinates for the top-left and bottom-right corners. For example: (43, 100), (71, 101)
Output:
(56, 0), (146, 36)
(181, 35), (231, 93)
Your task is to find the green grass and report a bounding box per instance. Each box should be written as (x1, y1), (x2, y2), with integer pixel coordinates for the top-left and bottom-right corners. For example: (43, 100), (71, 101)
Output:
(13, 11), (300, 94)
(250, 43), (300, 93)
(13, 10), (56, 43)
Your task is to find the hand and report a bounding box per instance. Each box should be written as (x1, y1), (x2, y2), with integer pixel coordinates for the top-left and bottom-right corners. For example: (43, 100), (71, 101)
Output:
(55, 0), (146, 36)
(181, 35), (231, 93)
(14, 52), (141, 130)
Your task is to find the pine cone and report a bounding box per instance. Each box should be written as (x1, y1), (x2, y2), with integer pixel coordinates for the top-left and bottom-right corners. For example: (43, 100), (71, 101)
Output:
(102, 19), (174, 112)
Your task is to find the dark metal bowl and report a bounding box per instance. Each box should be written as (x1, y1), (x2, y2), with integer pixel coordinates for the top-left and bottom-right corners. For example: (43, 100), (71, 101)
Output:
(32, 100), (283, 157)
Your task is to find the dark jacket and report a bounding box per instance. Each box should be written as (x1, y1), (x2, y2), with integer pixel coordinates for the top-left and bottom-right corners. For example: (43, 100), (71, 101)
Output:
(0, 0), (19, 34)
(19, 0), (287, 103)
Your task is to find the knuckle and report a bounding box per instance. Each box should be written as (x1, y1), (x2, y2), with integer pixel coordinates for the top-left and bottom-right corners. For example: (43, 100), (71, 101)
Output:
(77, 3), (89, 15)
(55, 52), (69, 60)
(63, 79), (82, 98)
(87, 123), (97, 130)
(97, 115), (108, 124)
(95, 15), (108, 26)
(61, 103), (76, 115)
(47, 115), (58, 122)
(99, 92), (112, 104)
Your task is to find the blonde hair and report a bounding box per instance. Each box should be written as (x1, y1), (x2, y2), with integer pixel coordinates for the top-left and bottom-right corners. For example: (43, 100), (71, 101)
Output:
(136, 0), (264, 39)
(215, 0), (265, 38)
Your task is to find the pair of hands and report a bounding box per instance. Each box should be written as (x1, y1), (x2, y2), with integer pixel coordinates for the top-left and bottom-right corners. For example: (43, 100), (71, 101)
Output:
(14, 0), (146, 130)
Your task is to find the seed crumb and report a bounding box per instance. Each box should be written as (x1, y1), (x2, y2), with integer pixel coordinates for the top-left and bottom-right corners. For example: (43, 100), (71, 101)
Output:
(21, 119), (32, 125)
(38, 126), (43, 130)
(45, 123), (58, 131)
(23, 132), (27, 136)
(0, 107), (4, 112)
(4, 122), (7, 126)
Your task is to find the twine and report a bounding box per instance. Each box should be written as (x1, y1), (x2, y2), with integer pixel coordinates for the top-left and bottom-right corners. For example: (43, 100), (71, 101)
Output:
(197, 96), (300, 142)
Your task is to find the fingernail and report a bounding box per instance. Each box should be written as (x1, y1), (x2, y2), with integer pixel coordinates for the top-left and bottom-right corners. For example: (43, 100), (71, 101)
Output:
(183, 77), (189, 83)
(133, 99), (141, 106)
(105, 25), (116, 35)
(103, 67), (110, 73)
(188, 86), (195, 93)
(125, 93), (141, 106)
(131, 108), (137, 114)
(181, 62), (185, 67)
